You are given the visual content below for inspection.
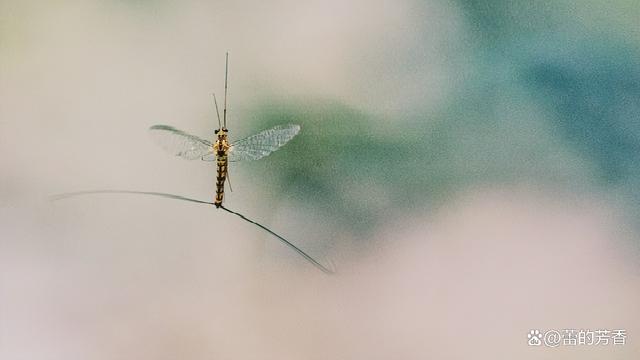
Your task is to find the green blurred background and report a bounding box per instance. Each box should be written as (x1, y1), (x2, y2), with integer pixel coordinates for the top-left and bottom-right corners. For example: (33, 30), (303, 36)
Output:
(247, 0), (640, 239)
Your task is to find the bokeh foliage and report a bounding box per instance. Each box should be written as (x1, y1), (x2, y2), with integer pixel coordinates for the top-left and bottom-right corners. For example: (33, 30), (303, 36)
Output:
(245, 1), (640, 236)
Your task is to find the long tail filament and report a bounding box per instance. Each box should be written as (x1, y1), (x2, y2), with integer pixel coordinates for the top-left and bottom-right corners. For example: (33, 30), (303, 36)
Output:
(50, 190), (333, 274)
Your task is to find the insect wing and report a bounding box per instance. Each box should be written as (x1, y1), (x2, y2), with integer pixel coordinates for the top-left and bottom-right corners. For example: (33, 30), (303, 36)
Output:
(229, 124), (300, 161)
(201, 152), (217, 161)
(149, 125), (213, 160)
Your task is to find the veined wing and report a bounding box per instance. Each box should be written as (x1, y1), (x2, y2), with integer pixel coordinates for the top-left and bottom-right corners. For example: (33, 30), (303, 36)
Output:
(149, 125), (213, 160)
(229, 124), (300, 162)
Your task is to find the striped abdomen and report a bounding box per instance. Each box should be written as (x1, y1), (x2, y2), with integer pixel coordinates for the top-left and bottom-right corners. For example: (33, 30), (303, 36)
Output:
(214, 154), (228, 208)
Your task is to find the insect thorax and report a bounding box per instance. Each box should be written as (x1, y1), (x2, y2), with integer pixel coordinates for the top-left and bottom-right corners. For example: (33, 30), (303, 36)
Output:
(213, 131), (230, 157)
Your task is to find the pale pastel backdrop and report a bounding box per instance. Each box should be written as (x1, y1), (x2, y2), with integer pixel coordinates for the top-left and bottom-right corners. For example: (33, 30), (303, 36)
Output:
(1, 0), (639, 359)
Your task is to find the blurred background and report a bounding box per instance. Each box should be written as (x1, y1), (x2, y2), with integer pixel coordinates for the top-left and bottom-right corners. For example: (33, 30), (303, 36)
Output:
(1, 0), (639, 358)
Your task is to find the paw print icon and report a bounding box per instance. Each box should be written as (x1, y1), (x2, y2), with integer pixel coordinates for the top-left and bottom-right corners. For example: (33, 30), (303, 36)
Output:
(528, 330), (542, 346)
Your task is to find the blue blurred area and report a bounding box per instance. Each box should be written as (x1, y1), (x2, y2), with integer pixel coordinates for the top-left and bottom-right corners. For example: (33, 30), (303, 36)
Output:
(523, 37), (640, 184)
(248, 1), (640, 235)
(456, 0), (640, 187)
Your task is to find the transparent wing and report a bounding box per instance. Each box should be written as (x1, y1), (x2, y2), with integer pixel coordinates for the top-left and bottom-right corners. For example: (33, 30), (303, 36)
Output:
(201, 153), (216, 161)
(229, 124), (301, 162)
(149, 125), (213, 160)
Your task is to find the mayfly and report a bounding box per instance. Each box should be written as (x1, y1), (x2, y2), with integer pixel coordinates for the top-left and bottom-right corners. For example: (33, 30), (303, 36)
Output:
(149, 53), (300, 208)
(52, 53), (333, 274)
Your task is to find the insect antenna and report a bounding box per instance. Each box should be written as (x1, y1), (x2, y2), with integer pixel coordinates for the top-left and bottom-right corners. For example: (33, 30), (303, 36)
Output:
(223, 52), (229, 128)
(212, 93), (222, 129)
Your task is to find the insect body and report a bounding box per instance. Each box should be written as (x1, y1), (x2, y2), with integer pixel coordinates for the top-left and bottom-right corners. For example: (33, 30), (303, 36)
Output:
(213, 128), (230, 207)
(149, 53), (300, 207)
(148, 123), (301, 207)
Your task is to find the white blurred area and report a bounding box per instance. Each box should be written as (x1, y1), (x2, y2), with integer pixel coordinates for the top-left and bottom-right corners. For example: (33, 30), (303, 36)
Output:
(3, 186), (640, 359)
(1, 0), (639, 359)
